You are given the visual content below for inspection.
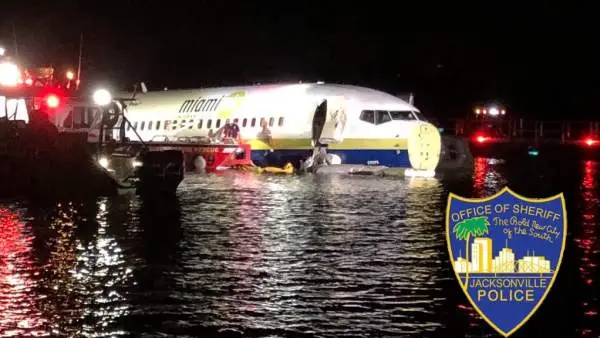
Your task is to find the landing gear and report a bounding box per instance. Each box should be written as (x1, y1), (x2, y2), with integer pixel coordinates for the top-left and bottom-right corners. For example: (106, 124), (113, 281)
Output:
(300, 145), (331, 173)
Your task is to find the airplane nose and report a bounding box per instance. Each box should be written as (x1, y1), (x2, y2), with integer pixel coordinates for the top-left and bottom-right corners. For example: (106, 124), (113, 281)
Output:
(407, 122), (442, 171)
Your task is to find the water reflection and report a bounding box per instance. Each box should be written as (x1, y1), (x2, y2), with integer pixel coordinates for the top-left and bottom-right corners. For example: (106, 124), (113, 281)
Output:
(126, 194), (182, 335)
(227, 173), (265, 320)
(0, 207), (47, 337)
(472, 157), (507, 197)
(171, 174), (455, 336)
(575, 160), (599, 337)
(28, 199), (132, 337)
(0, 159), (598, 337)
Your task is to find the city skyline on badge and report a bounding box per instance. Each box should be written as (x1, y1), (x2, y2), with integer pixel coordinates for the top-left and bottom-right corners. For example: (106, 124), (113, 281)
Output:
(445, 187), (567, 337)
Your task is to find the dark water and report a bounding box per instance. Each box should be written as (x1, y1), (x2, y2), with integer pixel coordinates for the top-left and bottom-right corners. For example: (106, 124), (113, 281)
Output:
(0, 154), (598, 337)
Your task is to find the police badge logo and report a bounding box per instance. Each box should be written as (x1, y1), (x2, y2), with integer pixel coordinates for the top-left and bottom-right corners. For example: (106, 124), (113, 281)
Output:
(445, 187), (567, 337)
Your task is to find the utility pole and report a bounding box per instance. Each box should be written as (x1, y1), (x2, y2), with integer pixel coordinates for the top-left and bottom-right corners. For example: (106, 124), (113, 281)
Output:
(76, 32), (83, 90)
(12, 20), (18, 58)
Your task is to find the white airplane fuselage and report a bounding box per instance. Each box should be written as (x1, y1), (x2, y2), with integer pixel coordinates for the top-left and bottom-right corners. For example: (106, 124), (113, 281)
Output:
(61, 83), (442, 169)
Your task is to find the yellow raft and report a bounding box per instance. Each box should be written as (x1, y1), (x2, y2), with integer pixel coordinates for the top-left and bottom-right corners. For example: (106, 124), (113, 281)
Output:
(257, 162), (294, 174)
(232, 162), (294, 174)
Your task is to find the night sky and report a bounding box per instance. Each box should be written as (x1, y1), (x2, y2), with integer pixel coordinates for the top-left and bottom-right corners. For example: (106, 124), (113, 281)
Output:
(1, 1), (599, 118)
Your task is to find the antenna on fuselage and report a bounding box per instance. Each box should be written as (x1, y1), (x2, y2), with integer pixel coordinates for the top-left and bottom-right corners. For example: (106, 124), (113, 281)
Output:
(396, 92), (415, 105)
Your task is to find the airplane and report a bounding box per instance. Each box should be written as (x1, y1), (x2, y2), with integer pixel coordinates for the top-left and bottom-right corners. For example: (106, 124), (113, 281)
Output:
(57, 82), (442, 173)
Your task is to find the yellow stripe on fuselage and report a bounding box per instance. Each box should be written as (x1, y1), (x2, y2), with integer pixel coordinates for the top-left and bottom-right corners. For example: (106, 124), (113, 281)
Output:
(246, 138), (408, 150)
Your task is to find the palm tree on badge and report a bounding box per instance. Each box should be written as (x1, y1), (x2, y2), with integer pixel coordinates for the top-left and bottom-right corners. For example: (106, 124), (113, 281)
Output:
(453, 216), (490, 289)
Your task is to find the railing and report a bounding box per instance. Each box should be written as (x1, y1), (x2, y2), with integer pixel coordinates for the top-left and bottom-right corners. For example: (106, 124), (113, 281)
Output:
(433, 117), (600, 144)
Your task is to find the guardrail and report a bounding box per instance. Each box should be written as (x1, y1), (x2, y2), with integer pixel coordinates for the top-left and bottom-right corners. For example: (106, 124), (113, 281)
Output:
(432, 118), (600, 144)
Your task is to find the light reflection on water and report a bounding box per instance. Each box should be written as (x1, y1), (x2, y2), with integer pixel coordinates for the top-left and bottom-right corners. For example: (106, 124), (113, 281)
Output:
(574, 160), (599, 337)
(0, 207), (47, 337)
(0, 157), (597, 337)
(171, 174), (448, 337)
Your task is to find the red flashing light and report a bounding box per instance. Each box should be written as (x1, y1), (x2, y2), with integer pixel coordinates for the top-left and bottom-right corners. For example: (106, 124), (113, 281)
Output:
(24, 78), (33, 86)
(585, 137), (597, 146)
(45, 94), (60, 108)
(37, 86), (66, 111)
(473, 132), (489, 144)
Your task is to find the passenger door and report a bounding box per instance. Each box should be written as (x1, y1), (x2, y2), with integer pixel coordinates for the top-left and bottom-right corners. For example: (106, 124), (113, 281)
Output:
(312, 96), (347, 145)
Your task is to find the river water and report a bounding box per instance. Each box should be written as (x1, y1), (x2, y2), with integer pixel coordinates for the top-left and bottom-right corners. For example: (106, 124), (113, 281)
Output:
(0, 154), (597, 337)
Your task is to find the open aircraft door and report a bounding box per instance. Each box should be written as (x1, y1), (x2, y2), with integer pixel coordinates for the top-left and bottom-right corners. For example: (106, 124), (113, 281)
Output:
(311, 96), (347, 146)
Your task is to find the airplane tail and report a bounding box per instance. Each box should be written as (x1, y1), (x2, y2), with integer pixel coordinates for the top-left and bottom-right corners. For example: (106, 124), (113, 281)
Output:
(131, 82), (148, 99)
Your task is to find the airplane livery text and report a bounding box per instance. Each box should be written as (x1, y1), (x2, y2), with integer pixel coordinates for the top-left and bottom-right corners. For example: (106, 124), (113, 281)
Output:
(178, 96), (223, 113)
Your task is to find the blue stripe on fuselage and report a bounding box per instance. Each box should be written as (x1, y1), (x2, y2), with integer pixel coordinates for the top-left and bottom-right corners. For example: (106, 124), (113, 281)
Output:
(251, 149), (411, 168)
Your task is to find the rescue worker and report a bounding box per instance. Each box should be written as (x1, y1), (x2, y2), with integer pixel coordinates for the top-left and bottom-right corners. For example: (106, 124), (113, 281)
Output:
(221, 119), (241, 143)
(230, 121), (240, 142)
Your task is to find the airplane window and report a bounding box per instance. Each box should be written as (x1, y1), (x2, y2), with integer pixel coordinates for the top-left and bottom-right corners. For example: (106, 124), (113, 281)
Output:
(278, 117), (284, 126)
(251, 118), (256, 127)
(127, 123), (131, 131)
(216, 119), (221, 128)
(140, 121), (145, 130)
(359, 110), (375, 124)
(242, 118), (247, 127)
(148, 121), (153, 130)
(389, 111), (416, 120)
(233, 118), (239, 124)
(260, 118), (266, 127)
(156, 121), (161, 130)
(172, 120), (178, 130)
(133, 121), (138, 129)
(188, 119), (194, 129)
(411, 111), (424, 121)
(269, 117), (274, 127)
(164, 120), (170, 130)
(207, 119), (212, 129)
(197, 119), (203, 129)
(376, 111), (392, 124)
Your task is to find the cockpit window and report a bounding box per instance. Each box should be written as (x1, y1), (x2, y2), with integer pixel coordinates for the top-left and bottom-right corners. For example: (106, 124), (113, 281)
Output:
(376, 111), (392, 124)
(389, 111), (416, 120)
(361, 110), (420, 124)
(411, 111), (424, 121)
(359, 110), (375, 124)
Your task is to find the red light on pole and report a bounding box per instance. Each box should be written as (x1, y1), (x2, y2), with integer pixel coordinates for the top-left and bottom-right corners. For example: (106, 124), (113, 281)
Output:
(585, 138), (596, 146)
